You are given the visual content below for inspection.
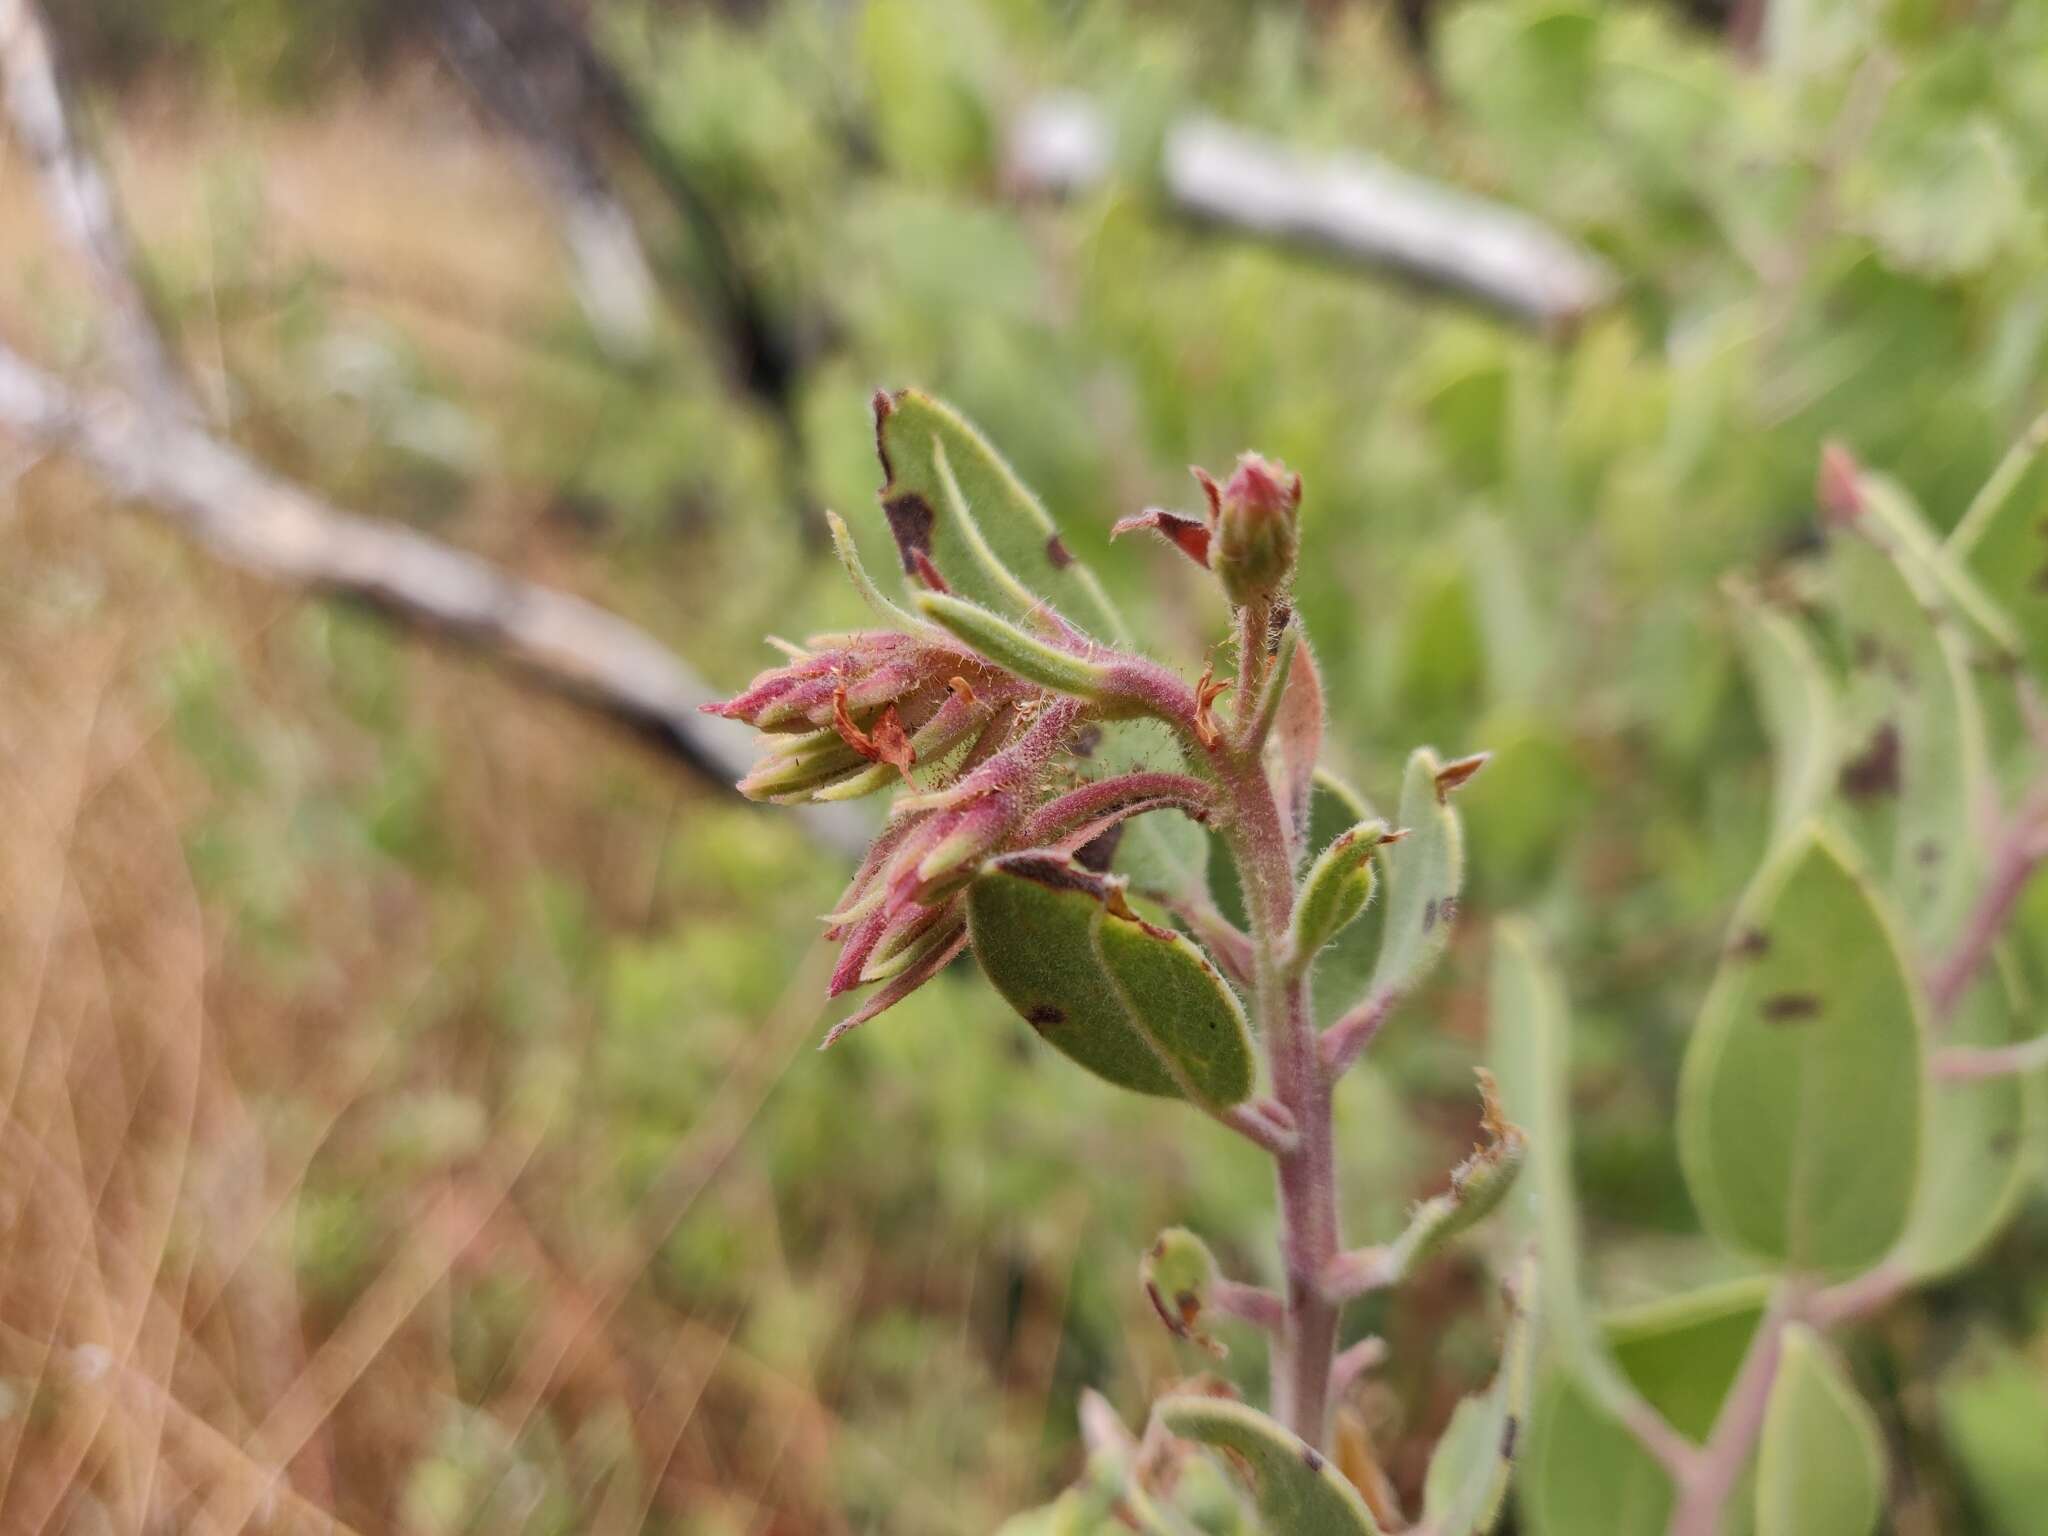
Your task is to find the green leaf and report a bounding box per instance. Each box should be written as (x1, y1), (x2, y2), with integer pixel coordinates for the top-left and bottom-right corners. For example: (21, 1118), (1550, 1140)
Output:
(1889, 957), (2039, 1282)
(1488, 921), (1638, 1413)
(1731, 590), (1838, 847)
(1290, 819), (1390, 967)
(1090, 720), (1213, 902)
(1156, 1397), (1383, 1535)
(1946, 413), (2048, 684)
(1755, 1326), (1884, 1536)
(1381, 1072), (1525, 1278)
(1826, 530), (1992, 960)
(1841, 464), (2020, 663)
(915, 590), (1111, 698)
(1520, 1278), (1773, 1536)
(874, 388), (1124, 639)
(967, 853), (1254, 1104)
(1678, 826), (1924, 1274)
(1141, 1227), (1224, 1355)
(1421, 1262), (1537, 1536)
(1937, 1340), (2048, 1536)
(1357, 748), (1475, 1013)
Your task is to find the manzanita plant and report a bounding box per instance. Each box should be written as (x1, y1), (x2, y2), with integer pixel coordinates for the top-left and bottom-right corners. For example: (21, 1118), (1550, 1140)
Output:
(708, 390), (1526, 1534)
(1499, 431), (2048, 1536)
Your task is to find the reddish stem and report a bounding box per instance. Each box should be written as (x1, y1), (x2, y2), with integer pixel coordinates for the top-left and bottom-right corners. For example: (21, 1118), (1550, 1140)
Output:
(1222, 743), (1341, 1447)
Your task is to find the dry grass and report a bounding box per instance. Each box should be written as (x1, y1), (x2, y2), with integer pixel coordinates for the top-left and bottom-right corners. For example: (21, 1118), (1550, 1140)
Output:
(0, 77), (931, 1535)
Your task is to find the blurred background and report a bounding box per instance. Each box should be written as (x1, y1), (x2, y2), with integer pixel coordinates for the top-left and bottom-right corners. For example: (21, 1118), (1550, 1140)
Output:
(3, 0), (2047, 1531)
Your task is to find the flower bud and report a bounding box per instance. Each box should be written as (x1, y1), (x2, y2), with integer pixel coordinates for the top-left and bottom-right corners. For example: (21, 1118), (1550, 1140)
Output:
(1202, 453), (1302, 608)
(706, 629), (1005, 801)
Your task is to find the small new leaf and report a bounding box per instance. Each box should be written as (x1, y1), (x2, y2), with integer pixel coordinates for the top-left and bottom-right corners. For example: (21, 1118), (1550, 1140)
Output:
(1292, 819), (1397, 970)
(1141, 1227), (1225, 1357)
(915, 591), (1110, 700)
(1383, 1070), (1526, 1278)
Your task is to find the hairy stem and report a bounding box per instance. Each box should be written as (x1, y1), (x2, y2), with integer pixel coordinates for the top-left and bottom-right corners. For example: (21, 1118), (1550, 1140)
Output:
(1224, 745), (1340, 1448)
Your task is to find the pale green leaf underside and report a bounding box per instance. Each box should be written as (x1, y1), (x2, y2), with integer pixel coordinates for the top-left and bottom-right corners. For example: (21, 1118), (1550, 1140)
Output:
(875, 390), (1212, 900)
(1421, 1260), (1537, 1536)
(1678, 825), (1923, 1274)
(1488, 921), (1641, 1419)
(875, 387), (1125, 640)
(1732, 593), (1838, 847)
(1890, 957), (2039, 1282)
(1362, 747), (1466, 1007)
(1826, 532), (1990, 961)
(1157, 1397), (1384, 1536)
(1756, 1326), (1884, 1536)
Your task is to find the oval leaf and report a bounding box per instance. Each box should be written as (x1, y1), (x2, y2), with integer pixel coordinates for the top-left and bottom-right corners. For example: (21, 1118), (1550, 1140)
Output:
(1156, 1397), (1383, 1536)
(1756, 1326), (1884, 1536)
(1678, 825), (1923, 1274)
(968, 853), (1253, 1104)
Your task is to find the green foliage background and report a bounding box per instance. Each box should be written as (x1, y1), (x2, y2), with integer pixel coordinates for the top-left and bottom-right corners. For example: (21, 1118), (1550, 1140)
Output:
(13, 0), (2048, 1531)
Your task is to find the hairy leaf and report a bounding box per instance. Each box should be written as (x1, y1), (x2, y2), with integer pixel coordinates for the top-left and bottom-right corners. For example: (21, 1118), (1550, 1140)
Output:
(967, 853), (1253, 1104)
(1157, 1397), (1384, 1535)
(1361, 747), (1474, 1011)
(874, 387), (1124, 638)
(1291, 819), (1390, 965)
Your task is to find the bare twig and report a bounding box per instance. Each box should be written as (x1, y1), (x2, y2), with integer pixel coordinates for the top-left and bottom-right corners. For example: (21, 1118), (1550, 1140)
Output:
(0, 343), (868, 858)
(0, 0), (195, 417)
(427, 0), (663, 359)
(1008, 95), (1616, 335)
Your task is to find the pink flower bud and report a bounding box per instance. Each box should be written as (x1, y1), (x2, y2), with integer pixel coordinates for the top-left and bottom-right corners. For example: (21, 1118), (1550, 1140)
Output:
(1205, 453), (1302, 608)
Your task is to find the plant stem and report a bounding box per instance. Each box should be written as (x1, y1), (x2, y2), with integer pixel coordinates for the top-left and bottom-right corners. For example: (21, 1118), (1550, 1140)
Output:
(1926, 780), (2048, 1024)
(1665, 1283), (1804, 1536)
(1224, 745), (1341, 1448)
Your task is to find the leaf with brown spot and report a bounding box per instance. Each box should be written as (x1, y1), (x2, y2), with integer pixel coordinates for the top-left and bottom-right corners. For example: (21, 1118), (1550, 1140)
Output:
(966, 852), (1252, 1104)
(873, 388), (1125, 637)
